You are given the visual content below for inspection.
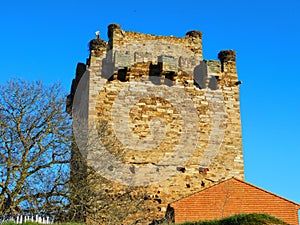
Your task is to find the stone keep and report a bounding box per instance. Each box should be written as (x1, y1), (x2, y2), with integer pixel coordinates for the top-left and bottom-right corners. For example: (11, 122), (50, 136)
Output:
(67, 24), (244, 224)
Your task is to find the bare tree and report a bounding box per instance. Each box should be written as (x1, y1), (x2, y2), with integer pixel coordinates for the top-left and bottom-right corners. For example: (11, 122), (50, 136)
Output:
(66, 119), (162, 224)
(0, 79), (72, 217)
(68, 170), (158, 225)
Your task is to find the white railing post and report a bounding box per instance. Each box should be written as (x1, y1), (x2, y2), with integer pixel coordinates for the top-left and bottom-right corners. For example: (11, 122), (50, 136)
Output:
(0, 214), (54, 224)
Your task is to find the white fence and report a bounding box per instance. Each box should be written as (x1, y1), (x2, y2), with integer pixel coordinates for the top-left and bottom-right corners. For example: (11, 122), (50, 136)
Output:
(0, 215), (53, 224)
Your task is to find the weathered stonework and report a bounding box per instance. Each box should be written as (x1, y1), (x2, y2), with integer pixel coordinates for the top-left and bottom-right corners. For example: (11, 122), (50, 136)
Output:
(67, 24), (244, 225)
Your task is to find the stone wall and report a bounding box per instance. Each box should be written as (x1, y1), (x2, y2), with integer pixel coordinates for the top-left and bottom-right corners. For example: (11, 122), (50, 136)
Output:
(68, 24), (244, 225)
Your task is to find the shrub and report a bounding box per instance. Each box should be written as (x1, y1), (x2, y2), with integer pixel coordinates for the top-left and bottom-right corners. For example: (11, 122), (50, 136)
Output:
(178, 213), (287, 225)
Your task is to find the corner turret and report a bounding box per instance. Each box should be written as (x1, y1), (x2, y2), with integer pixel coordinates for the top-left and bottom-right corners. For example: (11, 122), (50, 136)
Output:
(185, 30), (202, 58)
(218, 50), (238, 86)
(89, 31), (106, 57)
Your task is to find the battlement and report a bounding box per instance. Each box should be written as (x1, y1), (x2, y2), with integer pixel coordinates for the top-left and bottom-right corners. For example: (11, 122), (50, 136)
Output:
(106, 23), (202, 57)
(83, 24), (238, 89)
(86, 24), (204, 89)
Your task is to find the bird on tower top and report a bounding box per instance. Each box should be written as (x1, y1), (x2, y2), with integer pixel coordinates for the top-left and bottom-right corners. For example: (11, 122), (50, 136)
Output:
(95, 31), (100, 39)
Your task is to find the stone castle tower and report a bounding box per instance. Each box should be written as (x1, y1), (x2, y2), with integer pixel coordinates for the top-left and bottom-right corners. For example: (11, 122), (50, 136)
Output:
(67, 24), (244, 224)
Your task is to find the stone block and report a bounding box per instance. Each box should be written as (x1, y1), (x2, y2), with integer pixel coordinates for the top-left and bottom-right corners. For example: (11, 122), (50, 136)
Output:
(158, 55), (178, 73)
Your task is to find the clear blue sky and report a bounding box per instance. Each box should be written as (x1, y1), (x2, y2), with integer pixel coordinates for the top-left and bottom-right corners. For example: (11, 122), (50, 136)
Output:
(0, 0), (299, 207)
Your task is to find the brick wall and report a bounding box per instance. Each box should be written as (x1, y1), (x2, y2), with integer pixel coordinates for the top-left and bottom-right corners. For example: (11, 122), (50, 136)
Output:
(171, 178), (300, 225)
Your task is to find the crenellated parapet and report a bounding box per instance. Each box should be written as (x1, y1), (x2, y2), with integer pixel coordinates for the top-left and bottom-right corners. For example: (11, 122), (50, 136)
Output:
(81, 24), (238, 93)
(107, 24), (202, 58)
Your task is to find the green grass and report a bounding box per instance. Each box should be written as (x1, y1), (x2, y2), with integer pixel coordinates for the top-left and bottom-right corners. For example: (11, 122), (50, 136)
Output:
(1, 214), (288, 225)
(57, 223), (85, 225)
(1, 222), (41, 225)
(176, 213), (288, 225)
